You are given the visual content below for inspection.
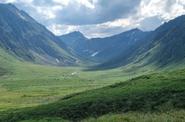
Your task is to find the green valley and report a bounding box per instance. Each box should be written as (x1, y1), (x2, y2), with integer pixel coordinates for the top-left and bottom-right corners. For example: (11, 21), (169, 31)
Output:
(0, 48), (144, 111)
(0, 2), (185, 122)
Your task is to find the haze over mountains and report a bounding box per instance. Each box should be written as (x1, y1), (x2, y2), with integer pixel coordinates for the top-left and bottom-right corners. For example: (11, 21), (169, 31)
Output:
(0, 3), (185, 70)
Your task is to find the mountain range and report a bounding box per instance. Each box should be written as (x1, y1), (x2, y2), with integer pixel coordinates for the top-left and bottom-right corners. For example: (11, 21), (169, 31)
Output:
(59, 16), (185, 70)
(59, 29), (151, 66)
(0, 3), (185, 70)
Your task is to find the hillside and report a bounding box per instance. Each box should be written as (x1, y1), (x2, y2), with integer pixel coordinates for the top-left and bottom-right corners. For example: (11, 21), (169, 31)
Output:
(1, 68), (185, 121)
(59, 15), (185, 70)
(0, 3), (76, 66)
(96, 15), (185, 69)
(0, 48), (14, 76)
(0, 47), (18, 75)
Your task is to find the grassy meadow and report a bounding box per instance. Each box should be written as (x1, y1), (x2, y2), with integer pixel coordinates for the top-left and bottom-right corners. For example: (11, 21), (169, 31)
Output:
(0, 68), (185, 121)
(84, 110), (185, 122)
(0, 49), (147, 111)
(17, 110), (185, 122)
(0, 49), (185, 121)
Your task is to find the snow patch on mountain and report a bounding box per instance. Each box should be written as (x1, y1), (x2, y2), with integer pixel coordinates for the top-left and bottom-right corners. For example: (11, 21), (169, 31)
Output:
(91, 52), (99, 57)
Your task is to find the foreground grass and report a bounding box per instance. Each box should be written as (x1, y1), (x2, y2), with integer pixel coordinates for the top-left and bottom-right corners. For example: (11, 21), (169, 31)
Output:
(84, 110), (185, 122)
(20, 118), (68, 122)
(17, 110), (185, 122)
(0, 69), (185, 121)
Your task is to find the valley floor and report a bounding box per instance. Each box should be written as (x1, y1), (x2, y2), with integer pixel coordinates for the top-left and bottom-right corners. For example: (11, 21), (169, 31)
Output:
(0, 60), (145, 111)
(0, 63), (184, 121)
(0, 49), (185, 121)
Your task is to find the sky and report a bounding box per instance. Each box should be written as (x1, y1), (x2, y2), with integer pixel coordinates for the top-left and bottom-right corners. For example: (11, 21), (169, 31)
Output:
(1, 0), (185, 38)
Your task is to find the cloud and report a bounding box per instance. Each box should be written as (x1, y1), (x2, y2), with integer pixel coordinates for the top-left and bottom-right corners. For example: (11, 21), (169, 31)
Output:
(48, 17), (139, 38)
(55, 0), (141, 25)
(139, 16), (163, 31)
(1, 0), (185, 37)
(0, 0), (17, 3)
(0, 0), (141, 25)
(48, 24), (78, 36)
(135, 0), (185, 31)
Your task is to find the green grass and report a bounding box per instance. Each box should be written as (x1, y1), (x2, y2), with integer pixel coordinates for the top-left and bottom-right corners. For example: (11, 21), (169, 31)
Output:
(0, 48), (185, 122)
(17, 110), (185, 122)
(20, 117), (69, 122)
(0, 63), (142, 111)
(0, 48), (147, 111)
(0, 67), (7, 76)
(84, 110), (185, 122)
(0, 68), (185, 121)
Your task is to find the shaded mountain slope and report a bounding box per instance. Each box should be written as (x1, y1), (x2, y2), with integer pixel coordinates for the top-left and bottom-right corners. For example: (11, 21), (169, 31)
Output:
(94, 15), (185, 69)
(148, 15), (185, 67)
(58, 15), (185, 70)
(58, 31), (93, 64)
(59, 29), (150, 63)
(0, 3), (76, 66)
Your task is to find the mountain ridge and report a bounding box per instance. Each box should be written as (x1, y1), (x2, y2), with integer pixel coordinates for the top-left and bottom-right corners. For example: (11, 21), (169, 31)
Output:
(59, 15), (185, 70)
(0, 3), (77, 66)
(1, 3), (185, 70)
(59, 28), (151, 65)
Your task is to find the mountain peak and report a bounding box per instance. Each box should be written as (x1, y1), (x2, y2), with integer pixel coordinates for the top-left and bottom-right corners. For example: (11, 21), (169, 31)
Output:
(0, 3), (17, 10)
(129, 28), (143, 33)
(60, 31), (86, 39)
(67, 31), (84, 37)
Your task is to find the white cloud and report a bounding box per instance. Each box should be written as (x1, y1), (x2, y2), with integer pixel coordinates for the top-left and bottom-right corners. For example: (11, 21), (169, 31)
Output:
(47, 18), (139, 38)
(0, 0), (17, 3)
(48, 24), (78, 35)
(103, 17), (138, 28)
(1, 0), (185, 37)
(18, 0), (33, 4)
(139, 0), (185, 21)
(53, 0), (70, 6)
(77, 0), (95, 9)
(35, 6), (56, 19)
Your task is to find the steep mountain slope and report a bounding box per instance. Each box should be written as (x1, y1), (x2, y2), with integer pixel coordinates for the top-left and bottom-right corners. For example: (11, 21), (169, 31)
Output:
(0, 3), (76, 66)
(147, 15), (185, 66)
(94, 15), (185, 69)
(59, 15), (185, 70)
(59, 29), (150, 63)
(59, 31), (88, 49)
(58, 31), (92, 63)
